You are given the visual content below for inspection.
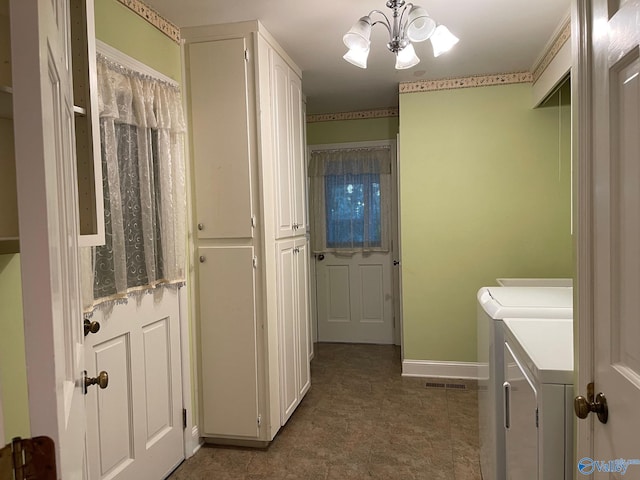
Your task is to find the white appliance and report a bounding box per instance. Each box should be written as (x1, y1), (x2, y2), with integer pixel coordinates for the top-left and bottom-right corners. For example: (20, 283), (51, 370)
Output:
(496, 278), (573, 287)
(477, 286), (573, 480)
(503, 318), (574, 479)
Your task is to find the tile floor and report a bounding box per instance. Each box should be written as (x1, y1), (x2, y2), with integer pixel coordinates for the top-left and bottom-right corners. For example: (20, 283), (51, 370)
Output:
(168, 343), (481, 479)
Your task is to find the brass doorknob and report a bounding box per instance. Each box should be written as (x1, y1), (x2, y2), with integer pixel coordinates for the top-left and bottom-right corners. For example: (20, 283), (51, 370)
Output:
(84, 319), (101, 336)
(84, 371), (109, 394)
(574, 382), (608, 424)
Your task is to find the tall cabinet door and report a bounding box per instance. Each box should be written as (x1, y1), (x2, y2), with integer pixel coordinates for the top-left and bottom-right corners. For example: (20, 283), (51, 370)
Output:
(188, 39), (254, 239)
(277, 239), (298, 423)
(272, 52), (294, 238)
(295, 238), (311, 397)
(198, 246), (260, 438)
(289, 73), (307, 235)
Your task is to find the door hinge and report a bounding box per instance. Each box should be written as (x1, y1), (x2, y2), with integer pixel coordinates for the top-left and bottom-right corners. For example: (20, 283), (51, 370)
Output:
(0, 436), (56, 479)
(253, 256), (258, 269)
(183, 408), (187, 429)
(535, 407), (539, 428)
(244, 49), (249, 62)
(251, 215), (256, 228)
(257, 414), (262, 427)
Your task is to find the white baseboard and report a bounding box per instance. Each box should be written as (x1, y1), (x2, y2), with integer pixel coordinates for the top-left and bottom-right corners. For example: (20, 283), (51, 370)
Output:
(402, 359), (479, 380)
(189, 426), (202, 457)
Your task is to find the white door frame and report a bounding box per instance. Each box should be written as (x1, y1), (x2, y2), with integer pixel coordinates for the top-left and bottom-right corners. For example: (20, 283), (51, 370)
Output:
(573, 0), (594, 464)
(308, 139), (401, 346)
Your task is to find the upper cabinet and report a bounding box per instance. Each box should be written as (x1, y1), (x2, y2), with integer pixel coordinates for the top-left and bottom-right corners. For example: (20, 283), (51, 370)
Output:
(0, 0), (104, 254)
(272, 51), (307, 238)
(188, 37), (254, 240)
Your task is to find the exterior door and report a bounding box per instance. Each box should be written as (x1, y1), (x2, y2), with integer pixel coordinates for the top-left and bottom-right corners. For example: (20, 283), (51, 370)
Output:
(577, 0), (640, 474)
(84, 289), (184, 480)
(10, 0), (86, 477)
(316, 252), (394, 344)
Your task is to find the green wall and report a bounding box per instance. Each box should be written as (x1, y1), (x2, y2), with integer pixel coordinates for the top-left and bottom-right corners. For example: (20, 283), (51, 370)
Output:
(95, 0), (182, 82)
(0, 254), (29, 443)
(307, 116), (398, 144)
(399, 81), (572, 362)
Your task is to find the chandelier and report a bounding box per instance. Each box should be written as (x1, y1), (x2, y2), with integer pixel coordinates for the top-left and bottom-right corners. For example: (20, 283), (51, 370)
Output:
(342, 0), (459, 70)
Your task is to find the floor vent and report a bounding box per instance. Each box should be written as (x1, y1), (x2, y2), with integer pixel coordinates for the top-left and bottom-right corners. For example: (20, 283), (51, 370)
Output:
(425, 382), (467, 390)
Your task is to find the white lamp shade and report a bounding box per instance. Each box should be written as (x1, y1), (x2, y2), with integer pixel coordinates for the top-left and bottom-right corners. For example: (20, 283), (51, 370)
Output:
(343, 47), (370, 69)
(430, 25), (459, 57)
(406, 6), (436, 42)
(395, 43), (420, 70)
(343, 16), (372, 51)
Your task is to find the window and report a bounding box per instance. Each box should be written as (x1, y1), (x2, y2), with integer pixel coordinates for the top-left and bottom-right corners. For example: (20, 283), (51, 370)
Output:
(324, 174), (381, 248)
(309, 145), (392, 253)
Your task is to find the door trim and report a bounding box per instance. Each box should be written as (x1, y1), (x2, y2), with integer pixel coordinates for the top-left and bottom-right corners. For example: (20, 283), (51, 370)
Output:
(573, 0), (595, 465)
(308, 139), (400, 347)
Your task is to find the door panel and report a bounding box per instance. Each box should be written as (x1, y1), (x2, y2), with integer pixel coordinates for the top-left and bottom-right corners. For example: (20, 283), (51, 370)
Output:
(317, 252), (394, 344)
(290, 73), (306, 234)
(93, 335), (134, 477)
(590, 0), (640, 467)
(142, 318), (173, 445)
(86, 289), (184, 480)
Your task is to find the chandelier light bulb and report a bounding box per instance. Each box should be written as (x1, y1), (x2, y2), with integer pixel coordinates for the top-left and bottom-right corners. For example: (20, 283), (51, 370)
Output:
(342, 1), (458, 69)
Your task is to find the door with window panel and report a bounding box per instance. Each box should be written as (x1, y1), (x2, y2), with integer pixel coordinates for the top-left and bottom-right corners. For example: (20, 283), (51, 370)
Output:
(313, 144), (395, 344)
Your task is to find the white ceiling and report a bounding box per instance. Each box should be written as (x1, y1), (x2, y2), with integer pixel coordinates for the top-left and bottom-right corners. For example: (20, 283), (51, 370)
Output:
(143, 0), (571, 114)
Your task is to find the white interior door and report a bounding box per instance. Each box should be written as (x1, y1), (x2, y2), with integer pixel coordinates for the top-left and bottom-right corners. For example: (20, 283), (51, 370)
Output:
(84, 288), (184, 480)
(10, 0), (85, 477)
(580, 0), (640, 472)
(316, 252), (394, 344)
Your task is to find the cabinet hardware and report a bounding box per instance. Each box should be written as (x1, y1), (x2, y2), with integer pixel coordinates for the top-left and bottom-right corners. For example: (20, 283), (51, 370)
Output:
(199, 256), (206, 263)
(197, 223), (204, 231)
(251, 216), (256, 228)
(253, 256), (258, 268)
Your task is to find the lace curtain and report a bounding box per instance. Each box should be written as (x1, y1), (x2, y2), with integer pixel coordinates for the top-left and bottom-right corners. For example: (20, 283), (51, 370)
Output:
(309, 146), (392, 254)
(82, 56), (187, 311)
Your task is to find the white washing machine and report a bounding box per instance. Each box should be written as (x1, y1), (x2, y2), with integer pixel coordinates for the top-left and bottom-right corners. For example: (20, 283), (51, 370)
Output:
(477, 286), (573, 480)
(503, 318), (573, 479)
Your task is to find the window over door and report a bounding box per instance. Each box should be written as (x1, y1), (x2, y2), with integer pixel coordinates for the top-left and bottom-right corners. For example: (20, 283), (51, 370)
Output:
(309, 146), (391, 254)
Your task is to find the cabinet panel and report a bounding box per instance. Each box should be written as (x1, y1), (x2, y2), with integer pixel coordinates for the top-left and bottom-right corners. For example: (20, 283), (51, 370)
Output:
(290, 74), (307, 234)
(277, 239), (298, 423)
(189, 39), (253, 239)
(272, 52), (293, 238)
(295, 238), (311, 397)
(198, 246), (259, 438)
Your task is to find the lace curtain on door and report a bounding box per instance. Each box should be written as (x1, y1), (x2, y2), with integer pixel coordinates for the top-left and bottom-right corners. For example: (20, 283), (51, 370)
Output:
(308, 146), (392, 254)
(83, 56), (187, 311)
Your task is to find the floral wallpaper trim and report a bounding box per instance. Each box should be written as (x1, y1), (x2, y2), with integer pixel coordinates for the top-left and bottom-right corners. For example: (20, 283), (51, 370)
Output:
(307, 108), (399, 123)
(116, 0), (181, 44)
(532, 19), (572, 83)
(399, 72), (533, 94)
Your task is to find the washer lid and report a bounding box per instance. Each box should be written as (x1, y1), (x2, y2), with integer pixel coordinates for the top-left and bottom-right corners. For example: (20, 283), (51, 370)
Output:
(478, 286), (573, 319)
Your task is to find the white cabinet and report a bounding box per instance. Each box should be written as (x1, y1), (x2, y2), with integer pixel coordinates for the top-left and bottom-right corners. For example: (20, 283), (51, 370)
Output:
(184, 21), (310, 444)
(272, 53), (307, 239)
(276, 237), (311, 424)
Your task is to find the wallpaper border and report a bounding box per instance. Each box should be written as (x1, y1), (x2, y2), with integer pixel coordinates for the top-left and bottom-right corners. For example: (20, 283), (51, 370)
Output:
(116, 0), (181, 44)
